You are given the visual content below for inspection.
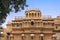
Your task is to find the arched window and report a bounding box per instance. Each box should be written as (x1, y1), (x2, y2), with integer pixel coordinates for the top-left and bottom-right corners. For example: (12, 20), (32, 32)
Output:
(29, 13), (31, 17)
(32, 13), (34, 17)
(35, 13), (36, 17)
(20, 23), (22, 27)
(14, 23), (19, 27)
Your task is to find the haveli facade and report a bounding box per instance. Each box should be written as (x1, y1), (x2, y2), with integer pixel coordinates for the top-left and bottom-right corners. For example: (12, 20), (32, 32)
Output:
(0, 9), (60, 40)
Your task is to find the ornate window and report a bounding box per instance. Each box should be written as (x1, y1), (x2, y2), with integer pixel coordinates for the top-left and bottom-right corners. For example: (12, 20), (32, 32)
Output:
(43, 23), (47, 26)
(35, 13), (36, 17)
(12, 23), (22, 27)
(32, 13), (34, 17)
(29, 13), (31, 17)
(16, 23), (19, 27)
(20, 23), (22, 27)
(31, 21), (34, 26)
(52, 23), (54, 26)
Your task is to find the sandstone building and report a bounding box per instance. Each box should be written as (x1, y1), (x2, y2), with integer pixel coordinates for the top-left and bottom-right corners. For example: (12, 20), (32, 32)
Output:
(0, 9), (60, 40)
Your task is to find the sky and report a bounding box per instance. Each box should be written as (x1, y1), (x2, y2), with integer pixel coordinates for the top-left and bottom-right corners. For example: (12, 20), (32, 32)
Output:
(2, 0), (60, 28)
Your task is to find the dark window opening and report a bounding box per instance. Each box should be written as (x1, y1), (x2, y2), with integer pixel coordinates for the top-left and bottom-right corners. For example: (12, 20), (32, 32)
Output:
(22, 36), (26, 40)
(41, 37), (43, 40)
(7, 33), (10, 35)
(56, 26), (58, 29)
(35, 13), (36, 17)
(16, 23), (19, 27)
(31, 21), (34, 25)
(52, 23), (54, 26)
(29, 14), (31, 17)
(31, 36), (33, 40)
(32, 13), (34, 17)
(22, 36), (24, 40)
